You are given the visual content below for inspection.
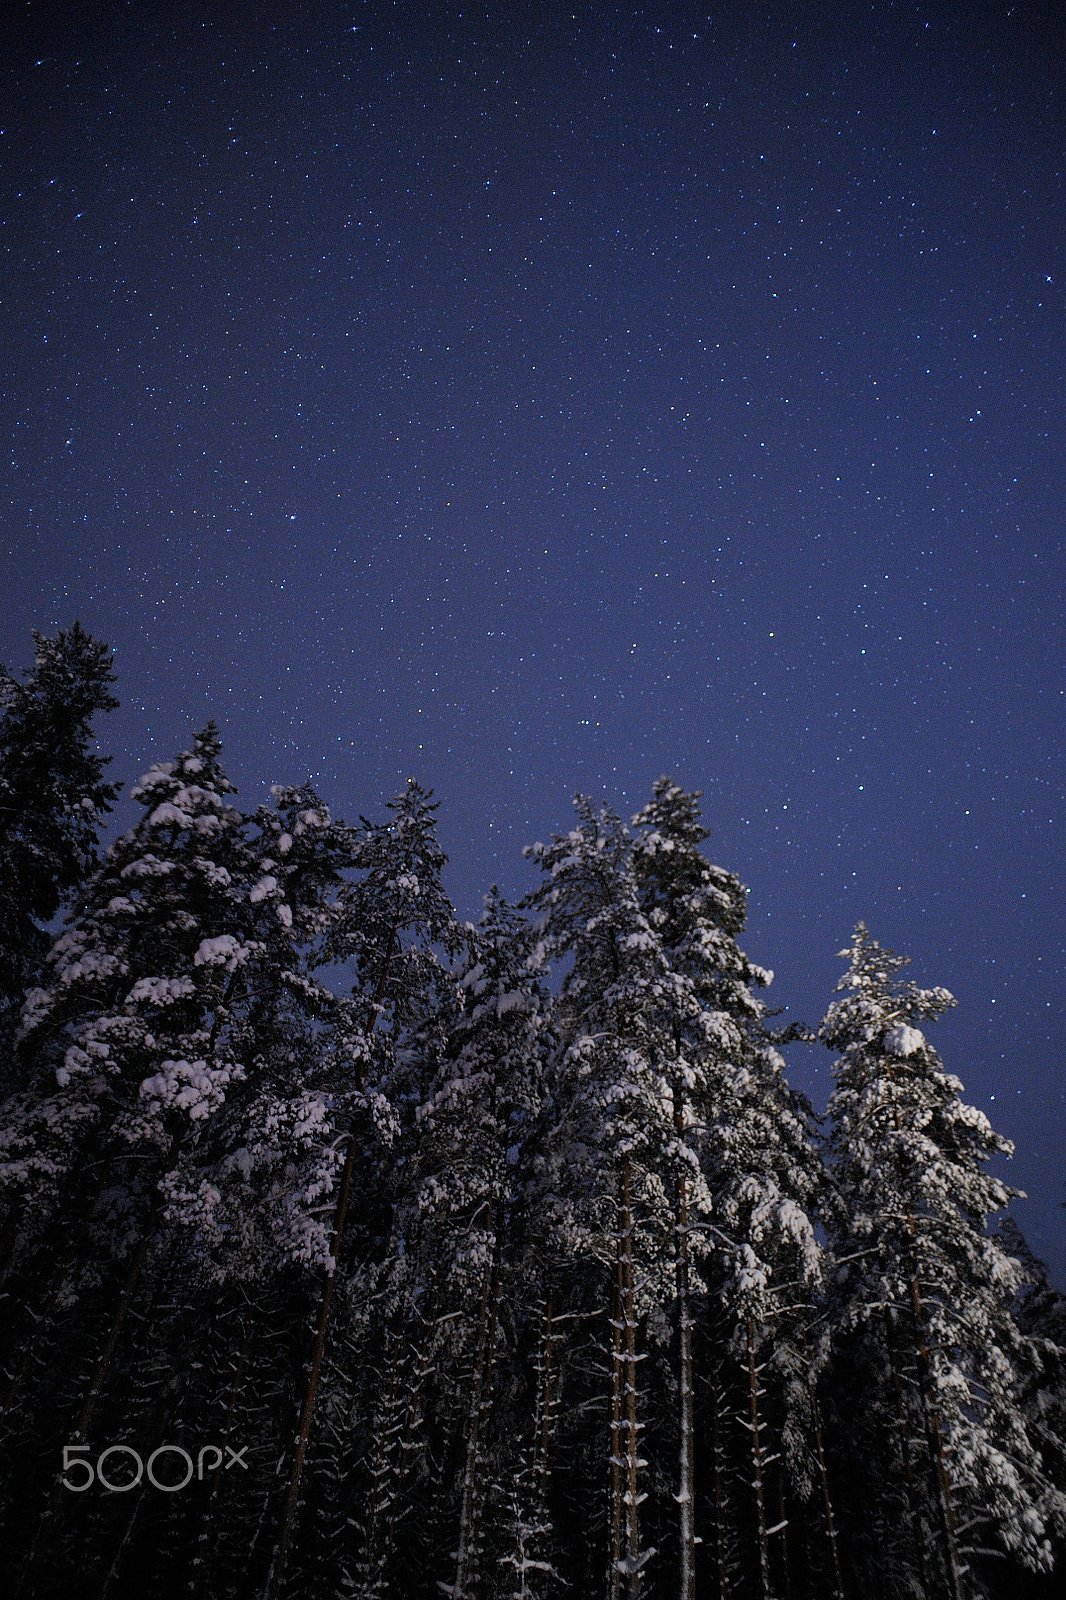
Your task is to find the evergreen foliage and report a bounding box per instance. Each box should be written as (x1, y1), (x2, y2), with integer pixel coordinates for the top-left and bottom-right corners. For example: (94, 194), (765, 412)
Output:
(0, 650), (1061, 1600)
(821, 924), (1066, 1594)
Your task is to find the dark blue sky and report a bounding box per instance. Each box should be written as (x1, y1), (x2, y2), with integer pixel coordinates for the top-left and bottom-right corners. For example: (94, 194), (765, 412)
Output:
(3, 2), (1064, 1273)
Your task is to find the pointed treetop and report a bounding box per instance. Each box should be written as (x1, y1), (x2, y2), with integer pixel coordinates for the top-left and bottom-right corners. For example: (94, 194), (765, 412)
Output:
(823, 922), (956, 1051)
(630, 774), (710, 848)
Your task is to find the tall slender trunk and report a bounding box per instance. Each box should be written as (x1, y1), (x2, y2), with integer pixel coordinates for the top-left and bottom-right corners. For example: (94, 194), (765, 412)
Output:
(266, 922), (398, 1600)
(445, 1214), (502, 1600)
(908, 1276), (966, 1600)
(887, 1330), (931, 1600)
(745, 1316), (775, 1600)
(709, 1363), (731, 1600)
(676, 1170), (695, 1600)
(775, 1468), (792, 1600)
(673, 1089), (695, 1600)
(537, 1293), (555, 1499)
(609, 1239), (625, 1600)
(619, 1154), (649, 1600)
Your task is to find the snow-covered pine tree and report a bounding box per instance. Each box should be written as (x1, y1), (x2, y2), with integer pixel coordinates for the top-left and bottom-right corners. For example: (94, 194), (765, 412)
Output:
(169, 781), (378, 1288)
(0, 623), (118, 1053)
(524, 797), (680, 1600)
(630, 777), (766, 1600)
(266, 778), (464, 1600)
(1, 727), (256, 1325)
(631, 778), (824, 1600)
(821, 923), (1065, 1596)
(155, 782), (380, 1600)
(0, 727), (270, 1590)
(996, 1217), (1066, 1582)
(415, 889), (550, 1600)
(709, 1028), (824, 1600)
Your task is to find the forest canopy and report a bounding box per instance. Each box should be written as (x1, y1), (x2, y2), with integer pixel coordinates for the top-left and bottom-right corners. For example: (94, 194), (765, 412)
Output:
(1, 626), (1063, 1600)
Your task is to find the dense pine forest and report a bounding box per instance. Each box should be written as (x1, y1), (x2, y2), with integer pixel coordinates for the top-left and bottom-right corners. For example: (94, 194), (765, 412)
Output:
(1, 625), (1064, 1600)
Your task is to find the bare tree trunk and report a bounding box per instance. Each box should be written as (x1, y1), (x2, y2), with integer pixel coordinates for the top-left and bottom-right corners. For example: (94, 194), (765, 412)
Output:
(537, 1293), (555, 1498)
(187, 1313), (252, 1594)
(445, 1217), (502, 1600)
(775, 1468), (792, 1600)
(619, 1154), (649, 1600)
(887, 1331), (931, 1600)
(709, 1362), (731, 1600)
(353, 1264), (441, 1600)
(745, 1316), (775, 1600)
(609, 1239), (625, 1600)
(676, 1161), (695, 1600)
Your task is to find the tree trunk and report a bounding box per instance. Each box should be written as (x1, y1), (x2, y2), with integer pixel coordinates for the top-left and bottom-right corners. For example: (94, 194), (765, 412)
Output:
(676, 1161), (695, 1600)
(619, 1154), (650, 1599)
(908, 1276), (967, 1600)
(187, 1313), (252, 1594)
(709, 1362), (731, 1600)
(537, 1293), (555, 1498)
(775, 1468), (792, 1600)
(609, 1236), (625, 1600)
(745, 1316), (775, 1600)
(353, 1264), (441, 1600)
(887, 1329), (931, 1600)
(444, 1216), (502, 1600)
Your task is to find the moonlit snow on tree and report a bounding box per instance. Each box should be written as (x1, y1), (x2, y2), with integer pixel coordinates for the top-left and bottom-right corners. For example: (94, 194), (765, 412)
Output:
(265, 778), (467, 1600)
(416, 889), (550, 1600)
(0, 726), (300, 1592)
(4, 727), (257, 1264)
(821, 922), (1066, 1590)
(632, 779), (824, 1600)
(525, 796), (680, 1599)
(166, 781), (375, 1283)
(0, 684), (1062, 1600)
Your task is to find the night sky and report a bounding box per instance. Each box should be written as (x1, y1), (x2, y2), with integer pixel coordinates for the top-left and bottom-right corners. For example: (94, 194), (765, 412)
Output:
(3, 2), (1064, 1275)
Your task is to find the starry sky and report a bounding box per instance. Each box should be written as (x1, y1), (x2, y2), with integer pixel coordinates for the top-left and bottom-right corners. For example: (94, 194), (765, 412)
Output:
(2, 1), (1064, 1274)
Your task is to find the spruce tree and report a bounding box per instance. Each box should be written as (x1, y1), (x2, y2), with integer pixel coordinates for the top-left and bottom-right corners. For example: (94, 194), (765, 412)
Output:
(821, 923), (1064, 1593)
(265, 778), (464, 1600)
(524, 796), (685, 1599)
(416, 889), (550, 1600)
(0, 727), (270, 1592)
(632, 778), (824, 1600)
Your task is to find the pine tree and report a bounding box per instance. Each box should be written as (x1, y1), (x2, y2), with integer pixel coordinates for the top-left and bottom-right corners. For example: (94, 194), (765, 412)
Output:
(631, 778), (824, 1600)
(413, 889), (550, 1600)
(265, 778), (464, 1600)
(0, 727), (272, 1591)
(524, 797), (684, 1599)
(822, 923), (1065, 1593)
(0, 623), (118, 1046)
